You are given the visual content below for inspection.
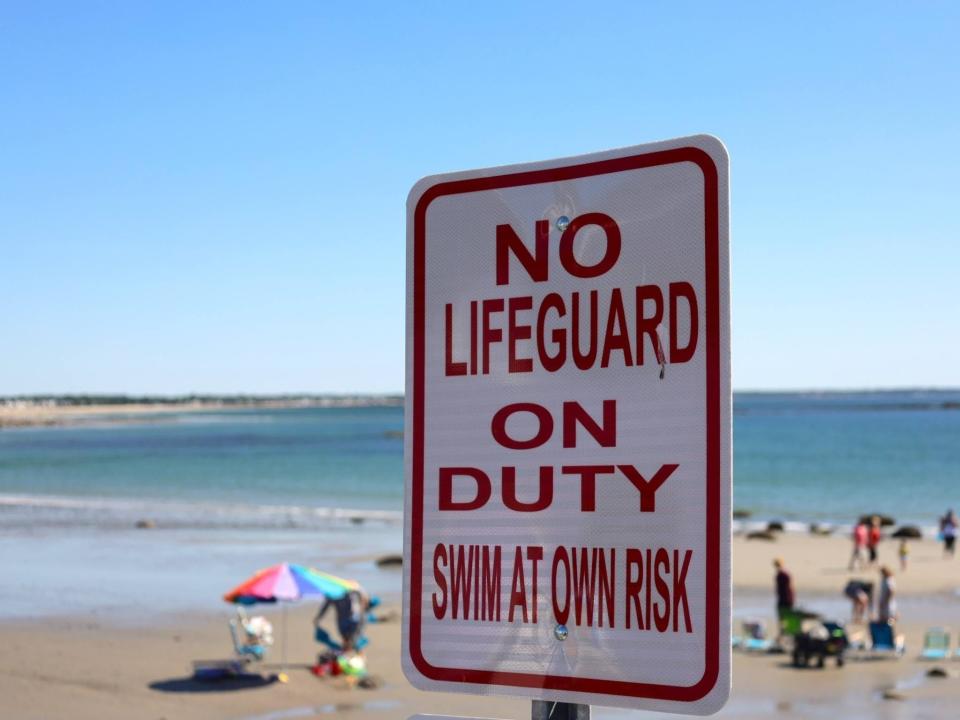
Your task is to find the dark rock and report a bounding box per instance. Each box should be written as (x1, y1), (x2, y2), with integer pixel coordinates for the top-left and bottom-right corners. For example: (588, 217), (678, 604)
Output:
(350, 516), (364, 525)
(809, 523), (832, 536)
(859, 514), (896, 527)
(926, 667), (949, 678)
(376, 554), (403, 568)
(882, 689), (905, 701)
(135, 519), (156, 529)
(358, 675), (382, 689)
(891, 525), (923, 539)
(732, 509), (752, 519)
(747, 530), (777, 541)
(767, 521), (785, 532)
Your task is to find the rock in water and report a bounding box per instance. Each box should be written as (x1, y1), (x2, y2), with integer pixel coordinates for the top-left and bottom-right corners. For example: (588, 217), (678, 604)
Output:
(376, 554), (403, 568)
(135, 519), (156, 529)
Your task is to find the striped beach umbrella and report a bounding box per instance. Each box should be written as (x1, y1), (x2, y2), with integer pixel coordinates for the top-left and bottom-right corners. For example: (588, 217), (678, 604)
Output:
(223, 563), (360, 605)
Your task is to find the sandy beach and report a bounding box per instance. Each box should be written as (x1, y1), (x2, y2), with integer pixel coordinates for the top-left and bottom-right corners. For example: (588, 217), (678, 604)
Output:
(2, 533), (959, 720)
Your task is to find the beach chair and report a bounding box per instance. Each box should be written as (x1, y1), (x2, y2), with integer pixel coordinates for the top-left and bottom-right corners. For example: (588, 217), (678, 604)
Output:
(229, 609), (273, 662)
(867, 621), (905, 658)
(733, 619), (773, 652)
(190, 611), (274, 681)
(920, 627), (951, 660)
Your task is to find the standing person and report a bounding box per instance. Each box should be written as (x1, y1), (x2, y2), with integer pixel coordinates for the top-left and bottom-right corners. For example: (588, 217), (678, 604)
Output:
(877, 566), (897, 623)
(867, 516), (882, 566)
(898, 538), (909, 571)
(849, 519), (868, 570)
(314, 588), (370, 652)
(773, 558), (795, 644)
(940, 510), (957, 558)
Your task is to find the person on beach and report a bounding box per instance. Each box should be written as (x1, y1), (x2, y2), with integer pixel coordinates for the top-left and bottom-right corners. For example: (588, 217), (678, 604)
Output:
(314, 588), (370, 652)
(849, 520), (868, 570)
(867, 516), (882, 566)
(843, 579), (872, 624)
(877, 566), (897, 623)
(773, 558), (794, 643)
(898, 538), (909, 571)
(940, 509), (957, 558)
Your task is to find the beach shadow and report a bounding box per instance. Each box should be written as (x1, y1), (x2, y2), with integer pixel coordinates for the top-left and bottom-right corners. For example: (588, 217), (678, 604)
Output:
(149, 674), (278, 693)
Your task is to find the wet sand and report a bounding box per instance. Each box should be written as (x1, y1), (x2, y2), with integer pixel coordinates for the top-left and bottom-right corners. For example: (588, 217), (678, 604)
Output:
(2, 534), (959, 719)
(3, 601), (959, 720)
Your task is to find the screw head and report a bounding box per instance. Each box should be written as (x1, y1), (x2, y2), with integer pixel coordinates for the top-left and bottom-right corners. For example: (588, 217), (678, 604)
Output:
(554, 624), (568, 641)
(556, 216), (571, 232)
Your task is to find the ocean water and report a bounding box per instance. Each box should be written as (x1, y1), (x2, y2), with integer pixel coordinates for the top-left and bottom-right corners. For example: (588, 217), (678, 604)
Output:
(1, 392), (959, 529)
(1, 392), (958, 619)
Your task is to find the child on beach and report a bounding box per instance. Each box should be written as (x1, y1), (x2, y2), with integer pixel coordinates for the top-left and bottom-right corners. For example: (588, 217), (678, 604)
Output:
(898, 538), (909, 571)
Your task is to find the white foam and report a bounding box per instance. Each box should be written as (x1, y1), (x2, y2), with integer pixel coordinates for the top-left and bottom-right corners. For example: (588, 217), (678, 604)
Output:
(0, 493), (402, 529)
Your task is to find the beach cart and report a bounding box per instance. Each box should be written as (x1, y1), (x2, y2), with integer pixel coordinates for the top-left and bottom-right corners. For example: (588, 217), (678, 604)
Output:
(778, 607), (820, 640)
(792, 621), (848, 668)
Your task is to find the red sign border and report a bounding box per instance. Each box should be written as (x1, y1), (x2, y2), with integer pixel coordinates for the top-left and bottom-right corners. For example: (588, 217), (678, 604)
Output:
(409, 146), (721, 702)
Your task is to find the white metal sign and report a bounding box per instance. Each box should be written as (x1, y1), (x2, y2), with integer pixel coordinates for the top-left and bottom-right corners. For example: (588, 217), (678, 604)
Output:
(403, 135), (730, 714)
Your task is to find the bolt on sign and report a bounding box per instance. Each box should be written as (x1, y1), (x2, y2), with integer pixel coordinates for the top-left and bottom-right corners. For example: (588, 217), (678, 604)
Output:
(403, 136), (730, 715)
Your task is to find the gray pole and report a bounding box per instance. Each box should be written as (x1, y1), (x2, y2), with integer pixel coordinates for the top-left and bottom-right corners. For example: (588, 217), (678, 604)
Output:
(532, 701), (590, 720)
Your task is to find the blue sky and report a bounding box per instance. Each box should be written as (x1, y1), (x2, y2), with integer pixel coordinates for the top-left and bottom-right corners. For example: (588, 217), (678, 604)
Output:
(1, 2), (957, 394)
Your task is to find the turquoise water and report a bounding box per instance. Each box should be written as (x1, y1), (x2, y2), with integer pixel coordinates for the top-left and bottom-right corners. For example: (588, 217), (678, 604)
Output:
(1, 392), (958, 527)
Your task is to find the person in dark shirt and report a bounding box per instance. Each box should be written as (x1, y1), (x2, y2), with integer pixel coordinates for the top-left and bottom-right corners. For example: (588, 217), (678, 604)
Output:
(774, 558), (795, 610)
(773, 558), (795, 646)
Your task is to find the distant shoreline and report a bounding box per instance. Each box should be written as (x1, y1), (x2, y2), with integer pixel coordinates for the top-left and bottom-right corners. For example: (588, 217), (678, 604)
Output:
(0, 395), (402, 429)
(4, 389), (959, 429)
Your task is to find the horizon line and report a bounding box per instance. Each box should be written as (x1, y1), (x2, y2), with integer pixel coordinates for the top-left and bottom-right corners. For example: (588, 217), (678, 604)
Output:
(2, 386), (959, 400)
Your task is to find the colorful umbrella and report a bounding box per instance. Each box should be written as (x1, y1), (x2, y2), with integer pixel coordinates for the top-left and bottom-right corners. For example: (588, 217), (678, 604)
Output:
(223, 563), (361, 678)
(223, 563), (359, 605)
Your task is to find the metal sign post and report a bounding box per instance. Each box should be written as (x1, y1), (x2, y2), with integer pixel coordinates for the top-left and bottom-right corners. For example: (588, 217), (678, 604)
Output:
(532, 701), (590, 720)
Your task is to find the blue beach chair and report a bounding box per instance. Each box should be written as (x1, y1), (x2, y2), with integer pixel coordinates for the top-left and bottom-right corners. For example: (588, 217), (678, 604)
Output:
(868, 621), (905, 658)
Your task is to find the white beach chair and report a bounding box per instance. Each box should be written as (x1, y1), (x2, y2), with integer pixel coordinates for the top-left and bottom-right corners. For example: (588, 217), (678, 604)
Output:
(920, 627), (951, 661)
(229, 607), (273, 661)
